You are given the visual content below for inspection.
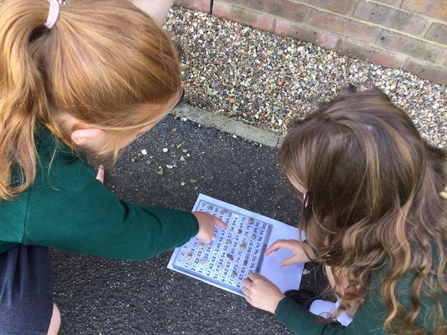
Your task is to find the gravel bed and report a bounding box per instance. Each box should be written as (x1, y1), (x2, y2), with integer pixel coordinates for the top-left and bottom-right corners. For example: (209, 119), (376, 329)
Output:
(165, 7), (447, 149)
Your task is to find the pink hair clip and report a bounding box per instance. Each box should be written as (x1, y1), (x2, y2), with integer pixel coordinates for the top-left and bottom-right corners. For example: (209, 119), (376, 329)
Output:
(45, 0), (60, 29)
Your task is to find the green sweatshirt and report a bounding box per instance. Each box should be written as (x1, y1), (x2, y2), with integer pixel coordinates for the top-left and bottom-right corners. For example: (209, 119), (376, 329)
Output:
(0, 125), (199, 260)
(275, 261), (447, 334)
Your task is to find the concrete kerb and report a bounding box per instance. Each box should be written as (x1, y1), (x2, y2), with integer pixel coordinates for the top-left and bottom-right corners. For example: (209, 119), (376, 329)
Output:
(171, 104), (284, 148)
(172, 104), (447, 174)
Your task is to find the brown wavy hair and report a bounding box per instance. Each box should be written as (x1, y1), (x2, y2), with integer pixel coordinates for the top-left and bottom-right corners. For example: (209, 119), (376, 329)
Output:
(0, 0), (181, 199)
(279, 86), (447, 334)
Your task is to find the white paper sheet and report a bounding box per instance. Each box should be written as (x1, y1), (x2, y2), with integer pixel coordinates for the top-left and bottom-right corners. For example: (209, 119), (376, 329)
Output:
(167, 194), (305, 296)
(309, 300), (353, 326)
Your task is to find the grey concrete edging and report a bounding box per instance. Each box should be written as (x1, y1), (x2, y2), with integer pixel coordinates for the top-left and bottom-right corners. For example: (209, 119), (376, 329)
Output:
(171, 104), (283, 148)
(172, 105), (447, 177)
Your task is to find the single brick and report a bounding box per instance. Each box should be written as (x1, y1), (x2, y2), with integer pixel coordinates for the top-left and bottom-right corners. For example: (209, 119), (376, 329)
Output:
(241, 0), (308, 23)
(303, 0), (354, 15)
(403, 59), (447, 85)
(425, 22), (447, 46)
(354, 1), (427, 35)
(214, 0), (242, 4)
(213, 2), (275, 32)
(174, 0), (212, 12)
(309, 10), (379, 43)
(338, 39), (406, 68)
(401, 0), (447, 21)
(275, 20), (339, 49)
(369, 0), (400, 6)
(377, 30), (447, 63)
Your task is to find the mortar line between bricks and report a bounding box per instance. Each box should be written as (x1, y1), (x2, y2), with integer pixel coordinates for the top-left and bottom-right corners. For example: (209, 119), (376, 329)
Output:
(170, 104), (283, 149)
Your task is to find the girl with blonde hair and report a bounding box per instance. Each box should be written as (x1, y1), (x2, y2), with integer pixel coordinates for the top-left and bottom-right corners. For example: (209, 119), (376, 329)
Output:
(243, 86), (447, 334)
(0, 0), (225, 333)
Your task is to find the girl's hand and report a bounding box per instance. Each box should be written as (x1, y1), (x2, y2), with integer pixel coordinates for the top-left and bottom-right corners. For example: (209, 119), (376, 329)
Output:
(265, 239), (315, 266)
(132, 0), (173, 26)
(242, 272), (285, 314)
(192, 211), (227, 243)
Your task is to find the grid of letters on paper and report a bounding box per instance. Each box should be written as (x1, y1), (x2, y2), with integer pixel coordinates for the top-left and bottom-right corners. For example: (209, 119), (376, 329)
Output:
(172, 200), (273, 294)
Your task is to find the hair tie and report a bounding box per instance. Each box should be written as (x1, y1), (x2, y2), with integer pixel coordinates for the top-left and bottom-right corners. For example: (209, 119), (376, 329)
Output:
(45, 0), (60, 29)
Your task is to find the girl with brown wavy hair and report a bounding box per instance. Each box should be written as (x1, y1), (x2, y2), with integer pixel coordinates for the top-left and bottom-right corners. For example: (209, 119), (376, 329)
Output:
(243, 86), (447, 334)
(0, 0), (225, 334)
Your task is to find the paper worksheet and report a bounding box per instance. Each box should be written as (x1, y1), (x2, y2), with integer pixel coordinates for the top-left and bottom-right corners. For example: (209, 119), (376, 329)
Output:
(167, 194), (305, 296)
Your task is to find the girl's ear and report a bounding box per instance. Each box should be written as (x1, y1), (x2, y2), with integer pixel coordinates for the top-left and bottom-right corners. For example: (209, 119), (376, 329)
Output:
(71, 128), (104, 146)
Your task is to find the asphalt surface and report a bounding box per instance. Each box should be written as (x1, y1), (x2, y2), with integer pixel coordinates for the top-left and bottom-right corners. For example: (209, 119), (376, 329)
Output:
(50, 107), (331, 335)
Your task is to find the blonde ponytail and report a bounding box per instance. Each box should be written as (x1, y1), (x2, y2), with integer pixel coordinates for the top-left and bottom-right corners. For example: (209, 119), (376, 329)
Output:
(0, 0), (53, 199)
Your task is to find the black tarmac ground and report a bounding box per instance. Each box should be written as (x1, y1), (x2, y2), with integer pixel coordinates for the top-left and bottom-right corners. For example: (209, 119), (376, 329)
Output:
(50, 114), (331, 335)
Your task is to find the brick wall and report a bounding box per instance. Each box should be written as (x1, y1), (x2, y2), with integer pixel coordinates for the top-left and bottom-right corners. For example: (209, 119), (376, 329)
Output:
(174, 0), (447, 85)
